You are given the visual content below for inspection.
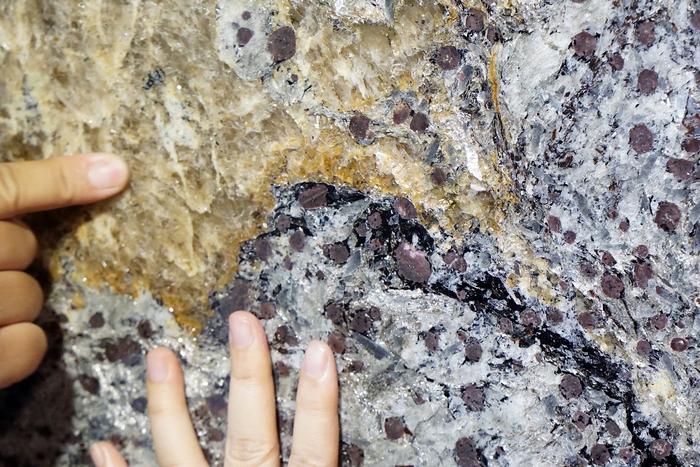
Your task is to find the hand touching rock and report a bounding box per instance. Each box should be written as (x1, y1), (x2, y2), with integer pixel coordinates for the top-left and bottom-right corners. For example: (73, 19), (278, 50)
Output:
(0, 153), (129, 388)
(90, 311), (340, 467)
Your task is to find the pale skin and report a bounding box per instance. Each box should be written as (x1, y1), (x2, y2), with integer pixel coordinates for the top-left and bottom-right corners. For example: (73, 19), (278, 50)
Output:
(0, 153), (340, 466)
(0, 153), (130, 389)
(90, 312), (340, 467)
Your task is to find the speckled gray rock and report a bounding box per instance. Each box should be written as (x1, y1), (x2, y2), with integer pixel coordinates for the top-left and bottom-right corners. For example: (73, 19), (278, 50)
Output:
(4, 0), (700, 466)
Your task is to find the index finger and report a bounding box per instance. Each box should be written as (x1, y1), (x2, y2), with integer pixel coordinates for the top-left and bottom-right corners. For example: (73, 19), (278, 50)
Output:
(0, 153), (129, 219)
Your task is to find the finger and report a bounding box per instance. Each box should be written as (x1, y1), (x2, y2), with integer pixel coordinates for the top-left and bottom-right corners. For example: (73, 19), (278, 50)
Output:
(147, 347), (208, 467)
(0, 220), (37, 271)
(289, 341), (339, 467)
(0, 322), (47, 389)
(0, 220), (37, 270)
(225, 311), (279, 467)
(89, 442), (128, 467)
(0, 271), (43, 326)
(0, 153), (129, 219)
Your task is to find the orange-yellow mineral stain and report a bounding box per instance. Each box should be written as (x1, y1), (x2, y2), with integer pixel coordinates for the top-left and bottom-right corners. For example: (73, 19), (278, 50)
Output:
(489, 45), (502, 123)
(31, 0), (530, 336)
(160, 292), (205, 334)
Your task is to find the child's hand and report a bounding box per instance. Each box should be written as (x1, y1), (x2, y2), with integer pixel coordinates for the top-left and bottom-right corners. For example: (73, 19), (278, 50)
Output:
(0, 153), (129, 389)
(90, 311), (340, 467)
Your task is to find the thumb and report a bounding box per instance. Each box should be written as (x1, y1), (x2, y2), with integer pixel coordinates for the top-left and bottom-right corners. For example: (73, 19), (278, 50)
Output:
(0, 153), (129, 219)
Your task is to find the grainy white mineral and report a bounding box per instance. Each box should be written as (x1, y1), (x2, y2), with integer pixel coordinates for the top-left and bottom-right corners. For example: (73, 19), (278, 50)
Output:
(2, 0), (700, 466)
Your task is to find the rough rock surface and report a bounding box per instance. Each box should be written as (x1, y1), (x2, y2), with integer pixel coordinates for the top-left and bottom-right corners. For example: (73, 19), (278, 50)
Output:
(2, 0), (700, 466)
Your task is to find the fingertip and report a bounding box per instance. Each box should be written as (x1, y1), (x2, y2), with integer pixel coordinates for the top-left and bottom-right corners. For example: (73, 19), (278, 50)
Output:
(147, 346), (176, 360)
(308, 340), (334, 357)
(228, 310), (265, 349)
(0, 322), (47, 389)
(84, 153), (130, 195)
(89, 443), (105, 467)
(24, 275), (45, 321)
(20, 322), (48, 366)
(18, 273), (44, 322)
(9, 218), (38, 261)
(31, 322), (48, 355)
(90, 442), (129, 467)
(0, 271), (44, 325)
(302, 340), (334, 380)
(0, 221), (38, 270)
(146, 347), (178, 383)
(227, 310), (261, 328)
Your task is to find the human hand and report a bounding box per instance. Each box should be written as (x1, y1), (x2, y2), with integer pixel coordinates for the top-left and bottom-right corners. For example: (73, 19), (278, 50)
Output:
(90, 311), (340, 467)
(0, 153), (129, 389)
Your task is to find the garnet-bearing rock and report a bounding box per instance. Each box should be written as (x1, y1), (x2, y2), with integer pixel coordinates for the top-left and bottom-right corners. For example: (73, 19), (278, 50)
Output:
(8, 0), (700, 465)
(394, 242), (431, 283)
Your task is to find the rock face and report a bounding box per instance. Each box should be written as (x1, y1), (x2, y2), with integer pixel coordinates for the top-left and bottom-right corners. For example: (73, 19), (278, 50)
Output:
(2, 0), (700, 466)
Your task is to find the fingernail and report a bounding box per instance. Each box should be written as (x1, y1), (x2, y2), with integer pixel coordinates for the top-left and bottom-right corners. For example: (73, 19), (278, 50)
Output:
(87, 155), (129, 190)
(302, 341), (330, 379)
(147, 352), (168, 382)
(229, 314), (254, 348)
(89, 444), (105, 467)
